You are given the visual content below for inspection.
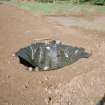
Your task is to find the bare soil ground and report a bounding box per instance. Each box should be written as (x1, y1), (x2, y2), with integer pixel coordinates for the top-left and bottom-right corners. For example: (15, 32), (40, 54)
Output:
(0, 4), (105, 105)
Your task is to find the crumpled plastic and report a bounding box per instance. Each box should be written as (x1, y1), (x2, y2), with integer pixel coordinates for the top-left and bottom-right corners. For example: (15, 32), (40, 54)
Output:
(16, 40), (91, 71)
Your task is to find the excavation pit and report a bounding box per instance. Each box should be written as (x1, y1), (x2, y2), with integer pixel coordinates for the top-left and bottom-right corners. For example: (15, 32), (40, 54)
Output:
(16, 39), (91, 71)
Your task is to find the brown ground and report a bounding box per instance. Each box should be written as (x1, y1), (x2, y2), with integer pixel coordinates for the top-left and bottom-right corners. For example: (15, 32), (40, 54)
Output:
(0, 4), (105, 105)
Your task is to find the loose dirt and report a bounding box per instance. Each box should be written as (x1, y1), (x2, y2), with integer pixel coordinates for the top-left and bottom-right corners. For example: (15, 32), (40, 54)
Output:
(0, 4), (105, 105)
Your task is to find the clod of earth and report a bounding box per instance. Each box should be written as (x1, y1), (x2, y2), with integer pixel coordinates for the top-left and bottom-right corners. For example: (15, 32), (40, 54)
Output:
(16, 40), (91, 71)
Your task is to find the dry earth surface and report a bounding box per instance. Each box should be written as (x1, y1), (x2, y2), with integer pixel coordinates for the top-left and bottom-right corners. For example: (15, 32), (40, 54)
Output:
(0, 3), (105, 105)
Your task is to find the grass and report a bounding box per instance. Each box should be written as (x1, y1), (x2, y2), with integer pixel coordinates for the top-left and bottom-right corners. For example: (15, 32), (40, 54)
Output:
(15, 2), (105, 15)
(16, 2), (74, 15)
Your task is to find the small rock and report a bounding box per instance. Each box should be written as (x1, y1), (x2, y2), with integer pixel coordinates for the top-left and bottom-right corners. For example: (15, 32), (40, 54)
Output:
(45, 87), (52, 94)
(45, 87), (48, 91)
(45, 96), (52, 105)
(48, 90), (52, 94)
(12, 53), (15, 57)
(44, 76), (49, 81)
(46, 46), (51, 50)
(44, 66), (49, 71)
(39, 81), (44, 84)
(56, 40), (61, 44)
(28, 67), (33, 71)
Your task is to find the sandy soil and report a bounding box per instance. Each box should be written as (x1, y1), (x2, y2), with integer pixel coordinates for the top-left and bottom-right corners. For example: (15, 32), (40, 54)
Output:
(0, 4), (105, 105)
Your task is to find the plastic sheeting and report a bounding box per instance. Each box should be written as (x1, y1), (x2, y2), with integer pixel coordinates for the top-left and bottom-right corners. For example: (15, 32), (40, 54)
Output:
(16, 40), (91, 71)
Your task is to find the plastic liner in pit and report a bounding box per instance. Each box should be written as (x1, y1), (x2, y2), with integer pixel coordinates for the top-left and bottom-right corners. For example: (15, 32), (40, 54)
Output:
(16, 40), (91, 71)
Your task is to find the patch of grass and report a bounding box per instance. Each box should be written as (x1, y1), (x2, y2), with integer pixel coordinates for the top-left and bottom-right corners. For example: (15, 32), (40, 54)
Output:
(15, 2), (105, 15)
(16, 2), (74, 15)
(96, 5), (105, 13)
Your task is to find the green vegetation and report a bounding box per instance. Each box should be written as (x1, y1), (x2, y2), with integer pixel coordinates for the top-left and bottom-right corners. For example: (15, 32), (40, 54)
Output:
(16, 2), (73, 15)
(16, 2), (105, 15)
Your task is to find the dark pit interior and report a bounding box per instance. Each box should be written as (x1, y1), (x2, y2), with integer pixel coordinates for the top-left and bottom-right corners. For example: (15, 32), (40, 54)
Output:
(18, 57), (35, 68)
